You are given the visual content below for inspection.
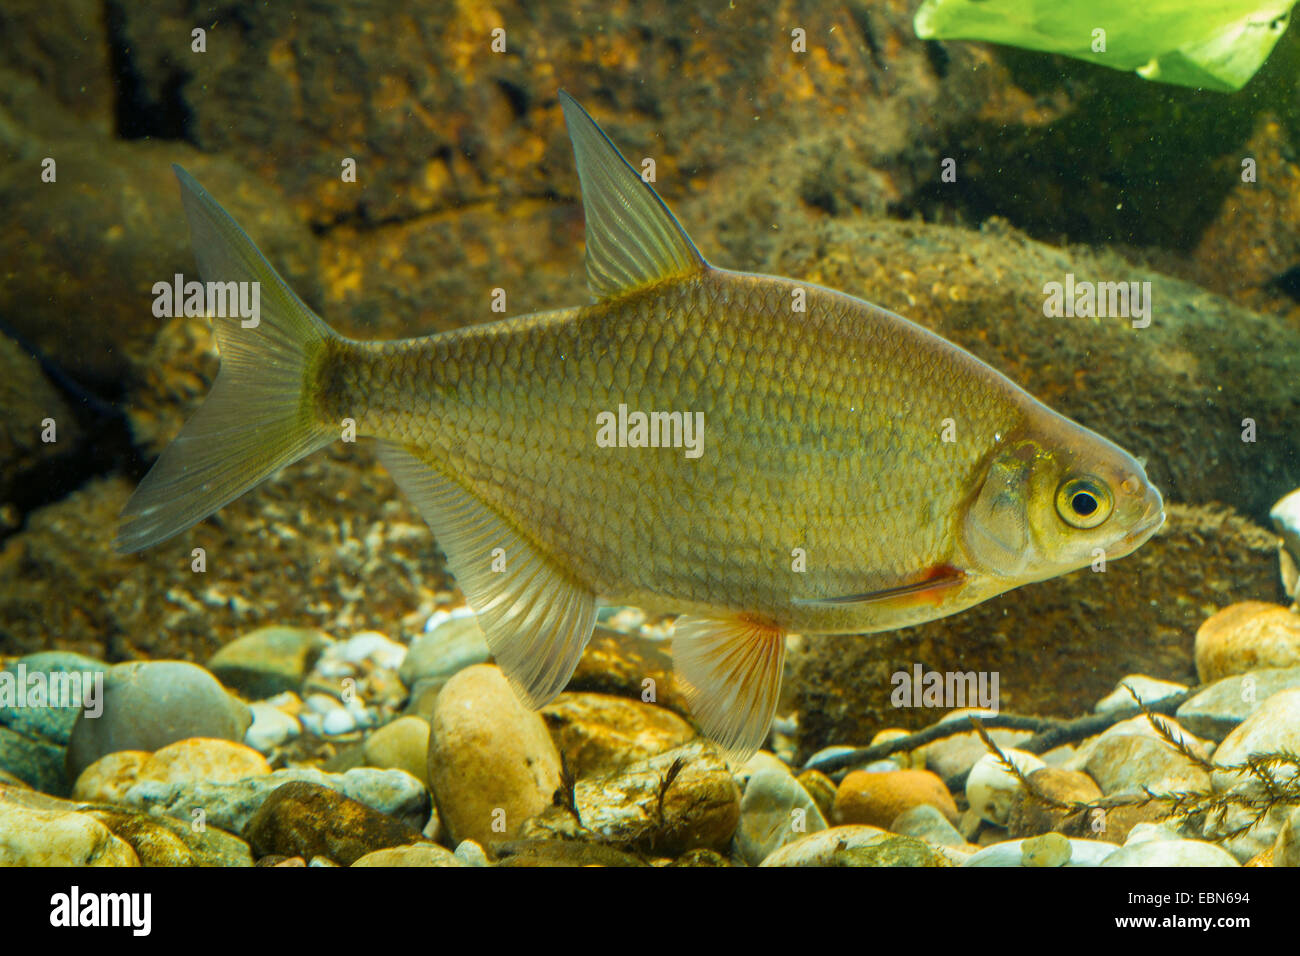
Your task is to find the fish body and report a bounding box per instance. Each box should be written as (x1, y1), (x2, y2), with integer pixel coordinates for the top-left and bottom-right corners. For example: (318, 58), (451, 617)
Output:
(118, 92), (1164, 760)
(319, 268), (1155, 636)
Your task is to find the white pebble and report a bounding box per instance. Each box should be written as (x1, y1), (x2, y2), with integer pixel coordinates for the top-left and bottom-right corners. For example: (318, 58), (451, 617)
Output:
(966, 749), (1046, 825)
(322, 709), (357, 735)
(245, 702), (301, 753)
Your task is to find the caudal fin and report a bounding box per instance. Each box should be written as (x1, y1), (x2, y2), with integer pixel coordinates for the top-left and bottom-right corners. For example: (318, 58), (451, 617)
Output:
(115, 166), (336, 553)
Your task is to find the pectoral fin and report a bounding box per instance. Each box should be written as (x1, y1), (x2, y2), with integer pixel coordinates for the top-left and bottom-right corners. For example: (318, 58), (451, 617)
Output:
(792, 565), (966, 610)
(672, 615), (786, 764)
(375, 441), (596, 708)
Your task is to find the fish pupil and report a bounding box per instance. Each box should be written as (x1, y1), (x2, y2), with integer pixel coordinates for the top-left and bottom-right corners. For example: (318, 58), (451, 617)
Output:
(1072, 491), (1098, 516)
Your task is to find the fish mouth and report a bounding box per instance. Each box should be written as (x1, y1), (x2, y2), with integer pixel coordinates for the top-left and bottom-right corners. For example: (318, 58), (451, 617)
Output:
(1121, 501), (1166, 549)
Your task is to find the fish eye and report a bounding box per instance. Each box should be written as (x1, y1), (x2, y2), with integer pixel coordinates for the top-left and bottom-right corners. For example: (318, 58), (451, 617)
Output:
(1056, 475), (1113, 529)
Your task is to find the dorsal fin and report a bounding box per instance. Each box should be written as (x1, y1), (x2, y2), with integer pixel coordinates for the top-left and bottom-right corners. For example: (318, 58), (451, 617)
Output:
(558, 90), (708, 301)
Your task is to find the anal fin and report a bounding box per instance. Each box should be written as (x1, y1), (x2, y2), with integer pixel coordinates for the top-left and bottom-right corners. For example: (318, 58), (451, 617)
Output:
(375, 441), (596, 708)
(672, 615), (786, 765)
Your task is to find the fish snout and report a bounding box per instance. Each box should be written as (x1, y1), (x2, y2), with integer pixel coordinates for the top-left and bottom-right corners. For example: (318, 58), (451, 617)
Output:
(1121, 480), (1165, 548)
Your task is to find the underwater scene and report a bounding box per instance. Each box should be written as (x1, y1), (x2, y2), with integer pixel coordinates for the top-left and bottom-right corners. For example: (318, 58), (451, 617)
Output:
(1, 0), (1299, 896)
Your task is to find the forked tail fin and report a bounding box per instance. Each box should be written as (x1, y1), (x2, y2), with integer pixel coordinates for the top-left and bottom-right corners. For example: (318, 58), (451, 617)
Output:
(115, 166), (336, 553)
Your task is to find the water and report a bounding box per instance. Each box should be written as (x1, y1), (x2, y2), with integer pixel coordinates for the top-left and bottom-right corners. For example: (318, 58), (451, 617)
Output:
(1, 0), (1298, 875)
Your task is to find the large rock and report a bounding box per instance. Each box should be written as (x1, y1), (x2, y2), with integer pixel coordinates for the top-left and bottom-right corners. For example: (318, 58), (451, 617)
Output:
(66, 661), (252, 780)
(427, 664), (562, 845)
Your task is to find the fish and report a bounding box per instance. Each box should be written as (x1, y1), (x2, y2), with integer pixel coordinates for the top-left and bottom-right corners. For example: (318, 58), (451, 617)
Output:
(117, 91), (1166, 763)
(913, 0), (1295, 93)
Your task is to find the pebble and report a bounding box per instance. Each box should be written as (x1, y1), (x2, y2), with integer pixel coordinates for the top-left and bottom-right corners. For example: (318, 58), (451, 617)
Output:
(322, 709), (358, 736)
(1176, 666), (1300, 741)
(122, 766), (430, 834)
(205, 626), (333, 699)
(1273, 807), (1300, 868)
(82, 807), (254, 866)
(0, 651), (106, 744)
(795, 768), (837, 823)
(135, 737), (271, 787)
(1094, 675), (1188, 714)
(427, 664), (563, 846)
(1101, 839), (1239, 867)
(246, 780), (426, 866)
(1125, 822), (1188, 845)
(363, 715), (431, 787)
(1006, 767), (1102, 837)
(245, 702), (302, 753)
(890, 803), (966, 847)
(1195, 602), (1300, 683)
(72, 751), (150, 802)
(0, 799), (139, 866)
(1211, 687), (1300, 789)
(963, 837), (1119, 867)
(1021, 832), (1071, 867)
(66, 661), (252, 780)
(1084, 733), (1211, 796)
(352, 843), (467, 867)
(924, 713), (1032, 787)
(331, 631), (408, 671)
(966, 749), (1046, 825)
(758, 825), (925, 866)
(835, 768), (958, 828)
(568, 741), (740, 855)
(734, 767), (827, 865)
(1068, 712), (1208, 768)
(541, 692), (695, 778)
(870, 728), (923, 768)
(453, 839), (489, 866)
(494, 838), (648, 867)
(399, 614), (490, 691)
(1203, 688), (1300, 861)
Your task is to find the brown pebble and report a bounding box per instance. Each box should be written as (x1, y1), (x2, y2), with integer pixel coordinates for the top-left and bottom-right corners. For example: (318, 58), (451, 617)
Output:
(833, 769), (957, 829)
(1195, 602), (1300, 683)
